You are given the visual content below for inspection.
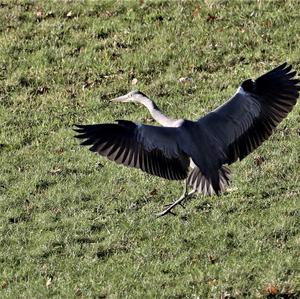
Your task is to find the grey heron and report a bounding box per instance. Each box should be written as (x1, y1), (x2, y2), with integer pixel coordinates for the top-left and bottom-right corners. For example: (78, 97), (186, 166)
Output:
(74, 63), (299, 216)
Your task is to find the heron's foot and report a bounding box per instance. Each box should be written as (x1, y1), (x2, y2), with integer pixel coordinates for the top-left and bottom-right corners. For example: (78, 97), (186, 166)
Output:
(163, 200), (185, 209)
(156, 190), (195, 217)
(156, 203), (180, 217)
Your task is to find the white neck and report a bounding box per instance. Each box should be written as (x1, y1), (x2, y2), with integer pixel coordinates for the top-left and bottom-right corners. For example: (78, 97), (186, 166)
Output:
(135, 95), (182, 127)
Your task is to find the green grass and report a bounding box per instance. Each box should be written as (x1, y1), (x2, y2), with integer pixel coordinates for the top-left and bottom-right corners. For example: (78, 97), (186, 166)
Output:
(1, 0), (300, 298)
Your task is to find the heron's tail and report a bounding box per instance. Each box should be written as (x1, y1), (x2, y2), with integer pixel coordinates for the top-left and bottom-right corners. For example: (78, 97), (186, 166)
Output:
(187, 166), (231, 195)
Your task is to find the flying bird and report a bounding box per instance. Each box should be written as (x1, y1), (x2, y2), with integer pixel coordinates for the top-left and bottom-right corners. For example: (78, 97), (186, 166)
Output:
(74, 63), (299, 216)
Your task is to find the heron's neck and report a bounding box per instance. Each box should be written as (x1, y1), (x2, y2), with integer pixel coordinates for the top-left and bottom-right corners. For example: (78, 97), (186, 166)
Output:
(136, 96), (182, 127)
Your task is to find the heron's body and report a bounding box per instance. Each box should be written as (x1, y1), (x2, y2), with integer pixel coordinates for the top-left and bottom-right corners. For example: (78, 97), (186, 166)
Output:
(75, 63), (299, 216)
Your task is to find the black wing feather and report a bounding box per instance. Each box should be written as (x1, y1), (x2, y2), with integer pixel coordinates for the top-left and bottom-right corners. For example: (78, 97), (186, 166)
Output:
(191, 63), (299, 193)
(199, 63), (299, 165)
(74, 121), (189, 181)
(227, 63), (299, 162)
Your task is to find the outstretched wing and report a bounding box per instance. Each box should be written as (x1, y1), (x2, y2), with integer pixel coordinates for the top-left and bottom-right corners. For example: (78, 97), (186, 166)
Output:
(198, 62), (299, 165)
(74, 120), (189, 180)
(184, 63), (299, 194)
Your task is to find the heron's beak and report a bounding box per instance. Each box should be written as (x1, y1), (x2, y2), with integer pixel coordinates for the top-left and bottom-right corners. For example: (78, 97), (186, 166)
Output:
(110, 94), (129, 103)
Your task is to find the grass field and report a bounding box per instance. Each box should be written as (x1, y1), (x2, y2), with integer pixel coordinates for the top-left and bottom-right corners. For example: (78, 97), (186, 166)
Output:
(1, 0), (300, 298)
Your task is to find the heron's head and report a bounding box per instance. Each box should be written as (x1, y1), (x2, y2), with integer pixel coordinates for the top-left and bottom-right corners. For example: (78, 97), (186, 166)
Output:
(110, 90), (147, 103)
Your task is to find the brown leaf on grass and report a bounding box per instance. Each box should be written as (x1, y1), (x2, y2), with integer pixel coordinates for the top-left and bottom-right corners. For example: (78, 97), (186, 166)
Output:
(71, 46), (84, 56)
(50, 168), (62, 175)
(192, 5), (201, 17)
(46, 11), (54, 18)
(46, 277), (52, 288)
(66, 11), (73, 18)
(265, 284), (279, 296)
(35, 9), (54, 21)
(207, 254), (217, 264)
(254, 155), (265, 166)
(104, 10), (114, 17)
(207, 14), (217, 22)
(36, 9), (54, 20)
(221, 291), (232, 299)
(52, 207), (61, 214)
(128, 202), (138, 210)
(75, 288), (82, 296)
(54, 148), (64, 155)
(264, 19), (273, 28)
(149, 189), (158, 197)
(179, 77), (192, 84)
(37, 85), (49, 95)
(36, 10), (44, 20)
(207, 279), (218, 286)
(82, 80), (94, 90)
(1, 281), (8, 289)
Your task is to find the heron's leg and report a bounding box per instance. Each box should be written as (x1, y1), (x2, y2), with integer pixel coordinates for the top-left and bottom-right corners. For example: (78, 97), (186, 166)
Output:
(156, 180), (196, 217)
(178, 180), (188, 208)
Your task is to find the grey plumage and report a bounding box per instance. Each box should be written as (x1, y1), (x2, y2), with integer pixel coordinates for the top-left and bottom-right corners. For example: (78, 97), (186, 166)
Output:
(75, 121), (189, 180)
(75, 63), (299, 216)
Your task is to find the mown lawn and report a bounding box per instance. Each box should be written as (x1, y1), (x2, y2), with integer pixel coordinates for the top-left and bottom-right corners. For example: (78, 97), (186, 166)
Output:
(0, 0), (299, 298)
